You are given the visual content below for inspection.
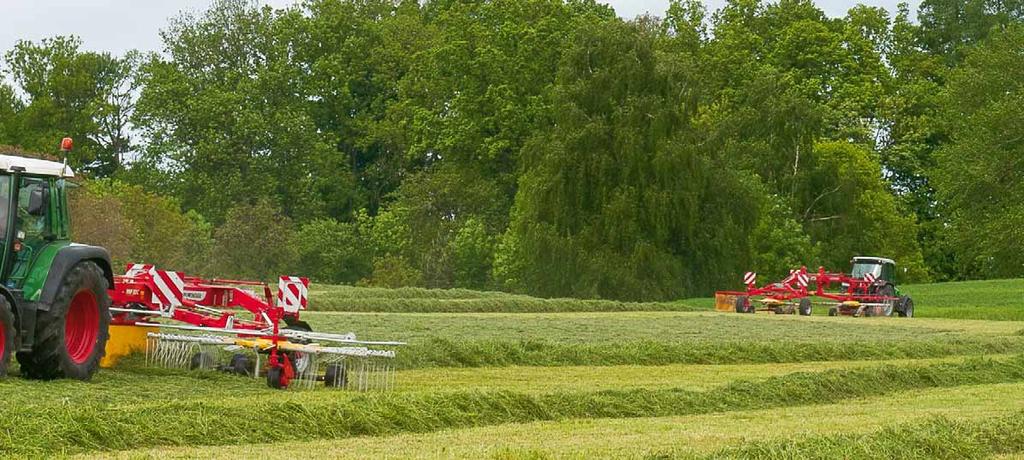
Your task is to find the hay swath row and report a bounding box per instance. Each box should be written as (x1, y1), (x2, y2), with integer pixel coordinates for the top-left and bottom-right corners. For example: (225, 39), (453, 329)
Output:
(716, 257), (915, 317)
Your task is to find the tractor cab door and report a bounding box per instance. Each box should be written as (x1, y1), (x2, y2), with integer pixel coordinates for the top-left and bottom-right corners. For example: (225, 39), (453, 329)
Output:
(6, 177), (60, 288)
(880, 262), (895, 283)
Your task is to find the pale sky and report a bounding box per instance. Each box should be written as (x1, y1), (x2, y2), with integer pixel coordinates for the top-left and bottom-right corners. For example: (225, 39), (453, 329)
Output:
(0, 0), (921, 56)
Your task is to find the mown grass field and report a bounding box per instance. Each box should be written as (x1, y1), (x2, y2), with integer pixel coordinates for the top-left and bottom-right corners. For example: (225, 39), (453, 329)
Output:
(0, 278), (1019, 458)
(309, 278), (1024, 320)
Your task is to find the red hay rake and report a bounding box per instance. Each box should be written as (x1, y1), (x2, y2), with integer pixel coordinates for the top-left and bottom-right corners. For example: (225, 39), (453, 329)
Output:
(109, 264), (402, 389)
(716, 261), (914, 317)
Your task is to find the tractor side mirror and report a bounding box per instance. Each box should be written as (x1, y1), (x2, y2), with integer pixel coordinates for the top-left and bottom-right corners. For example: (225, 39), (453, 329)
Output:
(27, 185), (49, 216)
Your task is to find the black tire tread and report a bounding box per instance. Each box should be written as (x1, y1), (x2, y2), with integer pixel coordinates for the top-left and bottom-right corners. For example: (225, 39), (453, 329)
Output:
(0, 297), (14, 377)
(17, 261), (110, 380)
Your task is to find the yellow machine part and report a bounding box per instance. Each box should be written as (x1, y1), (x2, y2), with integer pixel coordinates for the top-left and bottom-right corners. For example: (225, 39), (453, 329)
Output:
(101, 324), (158, 368)
(714, 293), (737, 312)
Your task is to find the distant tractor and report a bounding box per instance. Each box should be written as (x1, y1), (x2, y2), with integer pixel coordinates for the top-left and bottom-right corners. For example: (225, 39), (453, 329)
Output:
(0, 139), (113, 380)
(834, 256), (914, 317)
(716, 256), (914, 318)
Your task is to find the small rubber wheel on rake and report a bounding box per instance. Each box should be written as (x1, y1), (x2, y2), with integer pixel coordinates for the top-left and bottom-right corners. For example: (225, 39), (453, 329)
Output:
(266, 366), (287, 389)
(228, 353), (252, 376)
(324, 363), (348, 388)
(798, 298), (813, 316)
(284, 321), (314, 375)
(735, 296), (754, 314)
(828, 307), (838, 317)
(189, 352), (216, 370)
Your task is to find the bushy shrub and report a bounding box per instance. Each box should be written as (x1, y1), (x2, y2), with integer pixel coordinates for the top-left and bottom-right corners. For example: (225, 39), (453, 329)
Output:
(292, 218), (372, 284)
(360, 254), (423, 288)
(209, 200), (297, 280)
(69, 179), (211, 273)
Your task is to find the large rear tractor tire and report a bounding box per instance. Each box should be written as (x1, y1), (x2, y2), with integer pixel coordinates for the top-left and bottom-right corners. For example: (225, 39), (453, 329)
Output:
(17, 261), (111, 380)
(0, 297), (15, 377)
(798, 298), (813, 316)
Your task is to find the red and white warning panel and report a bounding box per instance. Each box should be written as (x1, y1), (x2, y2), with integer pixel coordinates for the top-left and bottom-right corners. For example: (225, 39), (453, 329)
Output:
(277, 276), (309, 313)
(110, 265), (307, 331)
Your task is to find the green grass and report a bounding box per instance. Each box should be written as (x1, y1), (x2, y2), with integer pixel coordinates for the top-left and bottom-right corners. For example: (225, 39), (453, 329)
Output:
(97, 382), (1024, 459)
(901, 278), (1024, 321)
(28, 280), (1024, 458)
(702, 412), (1024, 460)
(309, 288), (698, 313)
(394, 356), (999, 393)
(306, 311), (1024, 344)
(304, 311), (1024, 368)
(306, 278), (1024, 321)
(55, 355), (1024, 458)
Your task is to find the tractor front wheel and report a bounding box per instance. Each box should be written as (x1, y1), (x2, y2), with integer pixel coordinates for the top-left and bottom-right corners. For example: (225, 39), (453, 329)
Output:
(18, 261), (110, 380)
(897, 296), (914, 318)
(0, 297), (15, 377)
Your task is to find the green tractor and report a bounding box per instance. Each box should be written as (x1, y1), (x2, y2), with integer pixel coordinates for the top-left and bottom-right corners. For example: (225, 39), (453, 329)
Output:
(0, 142), (113, 380)
(840, 256), (914, 317)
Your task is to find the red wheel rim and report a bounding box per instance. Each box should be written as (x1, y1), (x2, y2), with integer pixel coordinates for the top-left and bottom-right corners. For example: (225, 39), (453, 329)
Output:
(66, 289), (99, 364)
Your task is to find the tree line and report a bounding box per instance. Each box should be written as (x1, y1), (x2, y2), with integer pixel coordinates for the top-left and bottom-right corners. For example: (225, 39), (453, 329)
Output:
(0, 0), (1021, 300)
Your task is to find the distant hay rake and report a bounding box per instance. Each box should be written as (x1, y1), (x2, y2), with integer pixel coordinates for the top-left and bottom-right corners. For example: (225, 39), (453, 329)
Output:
(109, 264), (404, 389)
(715, 257), (914, 318)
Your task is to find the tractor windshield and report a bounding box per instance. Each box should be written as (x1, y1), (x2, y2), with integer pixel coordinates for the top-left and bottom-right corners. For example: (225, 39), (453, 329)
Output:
(0, 176), (9, 240)
(851, 262), (882, 279)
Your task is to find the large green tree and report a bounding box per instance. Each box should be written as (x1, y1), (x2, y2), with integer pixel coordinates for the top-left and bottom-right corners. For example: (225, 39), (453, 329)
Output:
(933, 25), (1024, 278)
(499, 18), (763, 300)
(1, 36), (138, 176)
(133, 0), (348, 223)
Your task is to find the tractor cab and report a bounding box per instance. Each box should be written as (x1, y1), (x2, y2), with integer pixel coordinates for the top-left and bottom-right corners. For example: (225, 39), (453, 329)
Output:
(0, 154), (74, 290)
(850, 256), (896, 283)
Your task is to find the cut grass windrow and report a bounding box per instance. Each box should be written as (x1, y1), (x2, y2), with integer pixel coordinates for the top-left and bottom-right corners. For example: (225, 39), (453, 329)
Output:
(697, 411), (1024, 460)
(9, 355), (1024, 457)
(97, 382), (1024, 459)
(310, 296), (698, 313)
(395, 337), (1020, 368)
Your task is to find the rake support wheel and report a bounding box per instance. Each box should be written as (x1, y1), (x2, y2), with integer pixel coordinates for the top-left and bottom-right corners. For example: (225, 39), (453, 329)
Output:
(190, 352), (216, 370)
(735, 296), (754, 314)
(798, 298), (812, 316)
(266, 366), (286, 389)
(17, 261), (110, 380)
(325, 363), (347, 388)
(229, 353), (252, 375)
